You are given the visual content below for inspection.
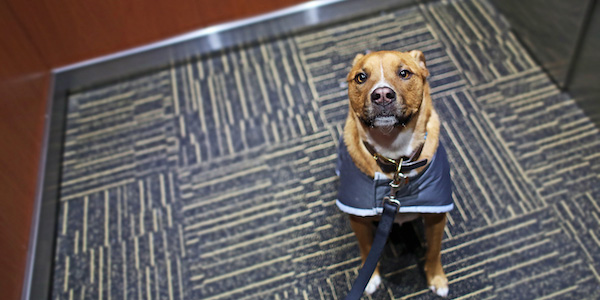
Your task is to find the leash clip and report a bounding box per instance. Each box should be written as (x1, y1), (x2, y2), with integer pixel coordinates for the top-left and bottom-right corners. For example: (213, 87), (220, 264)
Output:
(392, 172), (408, 187)
(383, 196), (401, 212)
(391, 158), (409, 187)
(386, 157), (407, 212)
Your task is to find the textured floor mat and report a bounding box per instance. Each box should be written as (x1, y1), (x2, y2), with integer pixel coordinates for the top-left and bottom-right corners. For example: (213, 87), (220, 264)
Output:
(52, 0), (600, 299)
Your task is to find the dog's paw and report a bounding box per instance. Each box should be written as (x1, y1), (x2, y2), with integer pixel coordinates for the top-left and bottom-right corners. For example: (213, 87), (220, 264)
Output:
(364, 274), (381, 295)
(428, 275), (449, 297)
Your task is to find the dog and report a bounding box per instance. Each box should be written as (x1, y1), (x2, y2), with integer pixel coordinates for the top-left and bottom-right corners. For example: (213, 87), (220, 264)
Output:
(336, 50), (453, 297)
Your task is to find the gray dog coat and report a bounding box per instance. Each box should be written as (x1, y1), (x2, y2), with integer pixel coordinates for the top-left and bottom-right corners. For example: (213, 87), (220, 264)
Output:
(336, 137), (453, 216)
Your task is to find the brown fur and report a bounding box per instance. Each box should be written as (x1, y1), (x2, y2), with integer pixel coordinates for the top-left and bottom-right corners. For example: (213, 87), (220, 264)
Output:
(342, 50), (448, 296)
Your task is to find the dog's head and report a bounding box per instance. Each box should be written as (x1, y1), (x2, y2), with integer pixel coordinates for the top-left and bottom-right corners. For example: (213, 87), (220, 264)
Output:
(346, 50), (429, 129)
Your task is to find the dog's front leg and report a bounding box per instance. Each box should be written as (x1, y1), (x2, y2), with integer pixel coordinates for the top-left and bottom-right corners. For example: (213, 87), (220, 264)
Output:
(348, 215), (381, 294)
(423, 213), (449, 297)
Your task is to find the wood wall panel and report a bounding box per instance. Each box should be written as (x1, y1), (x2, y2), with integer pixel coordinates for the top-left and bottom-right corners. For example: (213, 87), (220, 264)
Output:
(6, 0), (307, 68)
(0, 1), (306, 299)
(0, 1), (49, 300)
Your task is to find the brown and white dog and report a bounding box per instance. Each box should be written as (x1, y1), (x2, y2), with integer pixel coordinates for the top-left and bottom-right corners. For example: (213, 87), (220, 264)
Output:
(339, 50), (450, 297)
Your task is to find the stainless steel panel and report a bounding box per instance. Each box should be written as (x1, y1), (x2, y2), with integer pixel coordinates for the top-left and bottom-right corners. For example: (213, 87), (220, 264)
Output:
(491, 0), (592, 88)
(569, 0), (600, 125)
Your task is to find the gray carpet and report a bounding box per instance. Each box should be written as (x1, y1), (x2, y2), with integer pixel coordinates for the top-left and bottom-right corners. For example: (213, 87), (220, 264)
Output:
(52, 0), (600, 299)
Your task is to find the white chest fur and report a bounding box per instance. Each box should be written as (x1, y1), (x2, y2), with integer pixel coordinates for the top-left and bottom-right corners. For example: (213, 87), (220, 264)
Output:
(365, 128), (415, 159)
(365, 128), (422, 177)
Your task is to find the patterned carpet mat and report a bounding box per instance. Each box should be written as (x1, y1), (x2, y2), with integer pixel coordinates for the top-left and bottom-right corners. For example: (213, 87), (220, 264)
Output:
(52, 0), (600, 299)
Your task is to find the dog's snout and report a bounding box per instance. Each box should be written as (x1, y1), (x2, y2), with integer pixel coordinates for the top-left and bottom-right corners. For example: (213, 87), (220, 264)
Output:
(371, 87), (396, 106)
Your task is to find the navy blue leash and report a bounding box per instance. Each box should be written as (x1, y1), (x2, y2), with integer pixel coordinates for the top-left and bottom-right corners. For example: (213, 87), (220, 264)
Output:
(344, 199), (399, 300)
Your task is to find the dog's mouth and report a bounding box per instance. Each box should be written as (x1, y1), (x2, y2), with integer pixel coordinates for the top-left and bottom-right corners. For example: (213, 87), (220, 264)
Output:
(360, 113), (413, 128)
(360, 99), (414, 128)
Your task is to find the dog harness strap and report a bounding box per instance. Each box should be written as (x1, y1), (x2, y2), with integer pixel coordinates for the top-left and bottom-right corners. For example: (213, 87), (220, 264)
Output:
(344, 199), (399, 300)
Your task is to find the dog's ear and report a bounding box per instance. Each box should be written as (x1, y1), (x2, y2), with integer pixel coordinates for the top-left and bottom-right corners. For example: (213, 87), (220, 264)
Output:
(409, 50), (429, 77)
(352, 53), (364, 67)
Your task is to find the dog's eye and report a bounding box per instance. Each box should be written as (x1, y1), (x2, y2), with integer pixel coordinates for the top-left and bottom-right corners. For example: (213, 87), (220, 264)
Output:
(399, 69), (412, 79)
(354, 72), (368, 84)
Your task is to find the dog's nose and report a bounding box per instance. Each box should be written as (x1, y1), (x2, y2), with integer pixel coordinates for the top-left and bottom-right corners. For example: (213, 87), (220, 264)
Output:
(371, 87), (396, 106)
